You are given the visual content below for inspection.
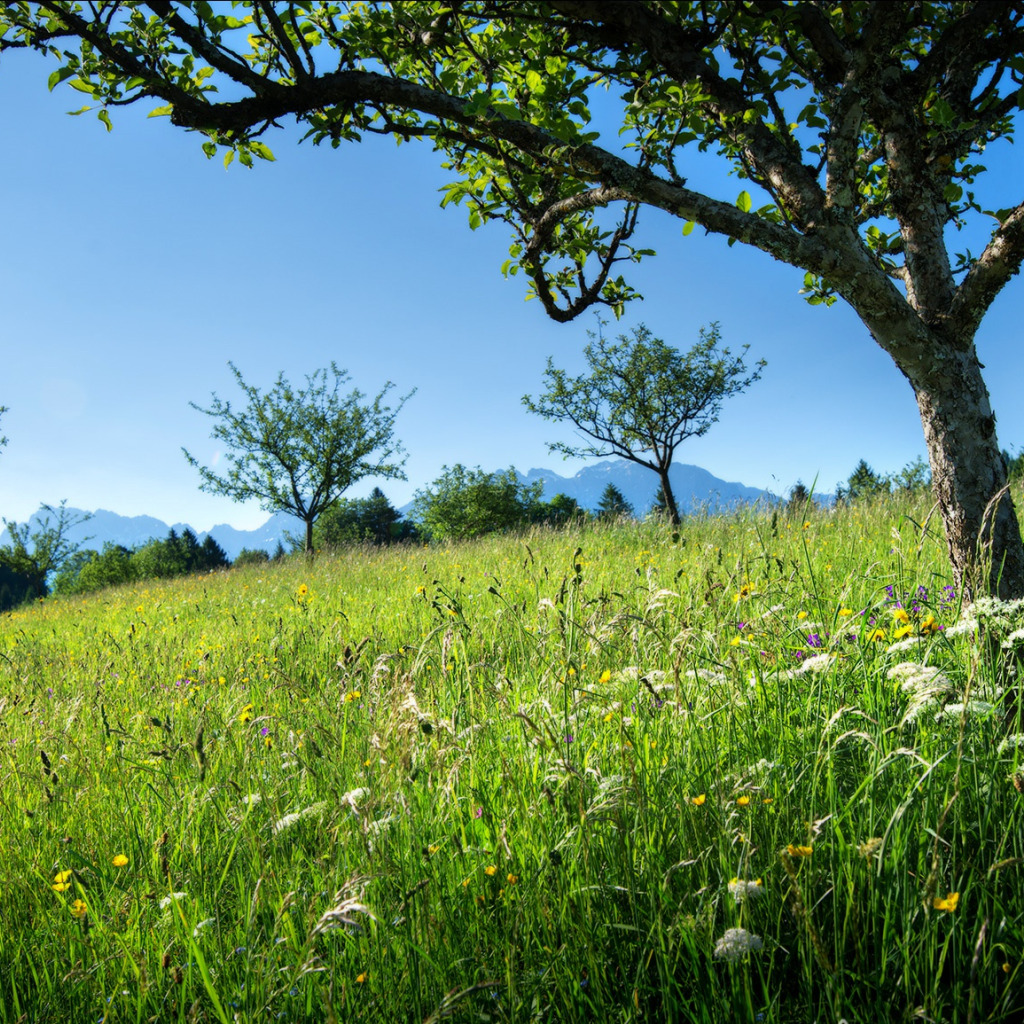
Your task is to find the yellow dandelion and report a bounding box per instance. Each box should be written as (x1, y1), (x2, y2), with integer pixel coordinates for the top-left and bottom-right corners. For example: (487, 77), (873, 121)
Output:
(894, 624), (914, 640)
(599, 669), (612, 683)
(297, 583), (309, 597)
(239, 704), (253, 724)
(933, 892), (959, 912)
(893, 608), (910, 625)
(786, 844), (813, 858)
(691, 794), (706, 806)
(112, 854), (129, 867)
(729, 636), (742, 647)
(919, 615), (939, 635)
(797, 610), (808, 620)
(867, 628), (886, 642)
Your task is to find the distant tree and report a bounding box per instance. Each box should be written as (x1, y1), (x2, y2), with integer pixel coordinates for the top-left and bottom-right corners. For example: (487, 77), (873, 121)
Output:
(184, 363), (413, 555)
(0, 502), (91, 598)
(234, 547), (271, 568)
(200, 534), (230, 570)
(540, 493), (585, 527)
(787, 481), (813, 514)
(524, 323), (763, 525)
(413, 465), (544, 541)
(890, 456), (932, 494)
(75, 543), (137, 594)
(597, 484), (633, 521)
(837, 461), (891, 503)
(316, 487), (414, 548)
(0, 563), (32, 612)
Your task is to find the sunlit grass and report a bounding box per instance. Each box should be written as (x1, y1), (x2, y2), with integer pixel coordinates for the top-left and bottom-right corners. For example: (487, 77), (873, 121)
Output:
(3, 492), (1024, 1022)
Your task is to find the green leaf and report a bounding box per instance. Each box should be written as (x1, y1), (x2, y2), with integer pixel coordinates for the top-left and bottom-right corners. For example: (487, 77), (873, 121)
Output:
(736, 191), (751, 213)
(682, 220), (696, 236)
(202, 140), (217, 159)
(67, 78), (95, 94)
(47, 66), (76, 92)
(525, 69), (544, 93)
(223, 149), (235, 168)
(97, 108), (112, 132)
(148, 104), (174, 118)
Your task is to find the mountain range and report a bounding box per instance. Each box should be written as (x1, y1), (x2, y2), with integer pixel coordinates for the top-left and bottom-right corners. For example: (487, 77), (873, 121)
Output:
(1, 460), (802, 560)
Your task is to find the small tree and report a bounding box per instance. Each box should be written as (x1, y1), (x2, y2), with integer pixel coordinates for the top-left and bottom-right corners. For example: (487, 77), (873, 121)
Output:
(597, 484), (633, 522)
(184, 363), (414, 554)
(787, 481), (813, 515)
(837, 460), (891, 503)
(524, 324), (763, 526)
(413, 465), (543, 541)
(0, 502), (91, 598)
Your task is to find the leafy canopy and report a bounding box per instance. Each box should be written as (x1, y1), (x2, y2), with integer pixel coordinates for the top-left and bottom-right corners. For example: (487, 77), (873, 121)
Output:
(183, 363), (413, 552)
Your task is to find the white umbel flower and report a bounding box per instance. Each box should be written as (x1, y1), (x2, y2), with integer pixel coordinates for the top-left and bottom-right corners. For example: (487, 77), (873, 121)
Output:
(727, 878), (764, 904)
(714, 927), (763, 961)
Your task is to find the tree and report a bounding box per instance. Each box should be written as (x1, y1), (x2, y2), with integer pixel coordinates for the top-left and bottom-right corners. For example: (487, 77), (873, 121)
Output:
(184, 363), (413, 554)
(5, 4), (1024, 594)
(837, 460), (891, 503)
(0, 501), (91, 598)
(597, 484), (633, 521)
(412, 465), (544, 540)
(524, 322), (762, 525)
(315, 487), (414, 548)
(787, 481), (813, 515)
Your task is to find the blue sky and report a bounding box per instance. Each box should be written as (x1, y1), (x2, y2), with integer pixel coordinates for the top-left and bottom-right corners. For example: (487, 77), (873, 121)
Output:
(1, 45), (1022, 532)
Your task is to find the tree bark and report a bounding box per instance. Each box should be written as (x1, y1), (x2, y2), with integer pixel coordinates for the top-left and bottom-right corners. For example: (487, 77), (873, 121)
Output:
(909, 345), (1024, 600)
(659, 470), (681, 527)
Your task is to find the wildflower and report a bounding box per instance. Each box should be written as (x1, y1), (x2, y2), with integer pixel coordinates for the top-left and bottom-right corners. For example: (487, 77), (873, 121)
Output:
(484, 865), (497, 876)
(297, 584), (309, 597)
(734, 583), (754, 602)
(797, 610), (808, 620)
(933, 892), (959, 912)
(807, 633), (823, 648)
(919, 615), (939, 635)
(893, 608), (910, 625)
(240, 704), (253, 724)
(736, 795), (750, 806)
(858, 837), (883, 858)
(112, 854), (129, 867)
(356, 972), (368, 984)
(603, 710), (615, 723)
(52, 870), (72, 893)
(69, 899), (88, 918)
(507, 873), (518, 885)
(786, 844), (813, 858)
(839, 607), (853, 617)
(730, 636), (742, 647)
(344, 690), (361, 703)
(691, 794), (706, 806)
(893, 624), (914, 640)
(713, 927), (763, 961)
(762, 797), (774, 805)
(599, 669), (612, 683)
(867, 628), (886, 642)
(415, 585), (426, 596)
(159, 892), (187, 911)
(728, 878), (763, 904)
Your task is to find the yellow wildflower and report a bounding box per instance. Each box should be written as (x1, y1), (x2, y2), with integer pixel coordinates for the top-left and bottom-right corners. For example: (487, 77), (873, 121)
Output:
(52, 870), (73, 892)
(893, 608), (911, 625)
(356, 972), (368, 984)
(484, 865), (498, 877)
(920, 615), (939, 635)
(691, 794), (706, 806)
(736, 795), (751, 806)
(599, 669), (612, 683)
(69, 899), (88, 918)
(112, 854), (129, 867)
(933, 892), (959, 912)
(786, 844), (813, 858)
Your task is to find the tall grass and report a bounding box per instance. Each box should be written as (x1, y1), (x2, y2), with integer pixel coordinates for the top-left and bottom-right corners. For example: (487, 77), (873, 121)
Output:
(2, 492), (1024, 1022)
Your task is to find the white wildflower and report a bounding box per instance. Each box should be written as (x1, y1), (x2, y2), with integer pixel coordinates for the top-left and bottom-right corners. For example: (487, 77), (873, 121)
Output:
(159, 892), (187, 911)
(936, 700), (996, 721)
(192, 917), (215, 938)
(713, 927), (763, 961)
(727, 878), (764, 904)
(795, 653), (835, 675)
(997, 734), (1024, 755)
(272, 801), (327, 835)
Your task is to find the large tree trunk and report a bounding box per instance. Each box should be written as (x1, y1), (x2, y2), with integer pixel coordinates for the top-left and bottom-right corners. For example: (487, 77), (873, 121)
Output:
(910, 346), (1024, 600)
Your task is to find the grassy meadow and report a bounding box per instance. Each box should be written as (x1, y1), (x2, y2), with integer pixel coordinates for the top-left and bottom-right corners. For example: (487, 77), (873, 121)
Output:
(3, 493), (1024, 1023)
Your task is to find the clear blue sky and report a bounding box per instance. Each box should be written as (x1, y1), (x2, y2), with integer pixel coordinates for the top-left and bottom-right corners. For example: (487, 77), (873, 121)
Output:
(1, 45), (1022, 531)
